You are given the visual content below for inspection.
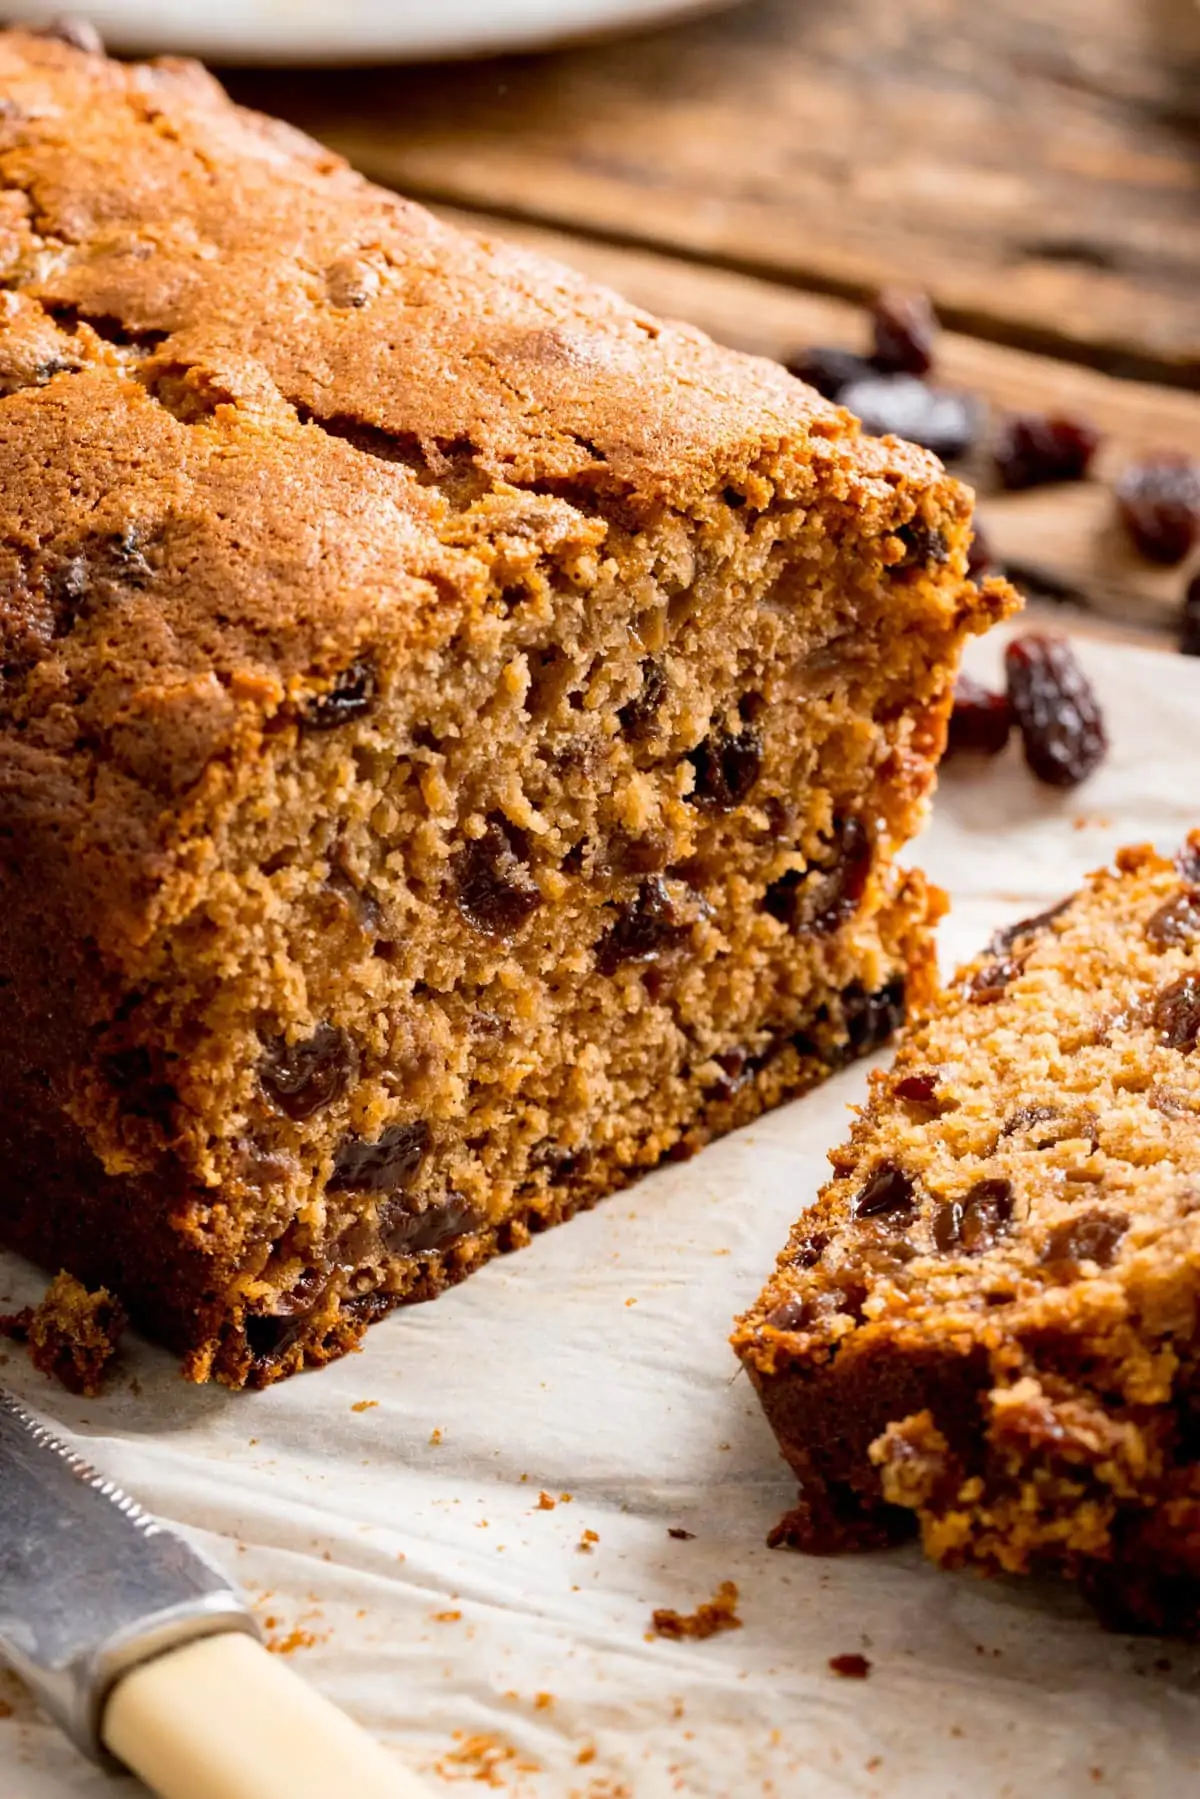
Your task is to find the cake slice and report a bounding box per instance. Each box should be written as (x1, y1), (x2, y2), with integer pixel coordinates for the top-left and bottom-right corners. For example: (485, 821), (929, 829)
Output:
(0, 29), (1009, 1387)
(734, 838), (1200, 1635)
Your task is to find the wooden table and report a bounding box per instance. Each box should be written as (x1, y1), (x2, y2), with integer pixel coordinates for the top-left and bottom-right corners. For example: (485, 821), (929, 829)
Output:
(224, 0), (1200, 647)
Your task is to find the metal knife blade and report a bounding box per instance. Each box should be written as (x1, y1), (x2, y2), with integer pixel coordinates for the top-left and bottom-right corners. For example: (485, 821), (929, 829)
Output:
(0, 1389), (256, 1765)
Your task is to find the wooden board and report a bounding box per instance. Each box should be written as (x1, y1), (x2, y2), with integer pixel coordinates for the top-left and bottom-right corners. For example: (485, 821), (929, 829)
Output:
(434, 205), (1200, 642)
(225, 0), (1200, 385)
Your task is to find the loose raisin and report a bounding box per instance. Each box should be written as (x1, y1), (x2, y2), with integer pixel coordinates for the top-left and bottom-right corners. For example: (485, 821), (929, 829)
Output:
(596, 876), (687, 975)
(993, 413), (1100, 490)
(1153, 976), (1200, 1052)
(854, 1162), (915, 1220)
(1116, 455), (1200, 565)
(455, 817), (541, 937)
(687, 725), (763, 811)
(618, 660), (666, 739)
(785, 346), (874, 401)
(305, 659), (376, 729)
(839, 375), (980, 460)
(1041, 1209), (1128, 1272)
(1004, 633), (1107, 789)
(1146, 891), (1200, 950)
(260, 1023), (358, 1121)
(959, 1179), (1014, 1254)
(764, 815), (872, 935)
(330, 1120), (431, 1193)
(945, 674), (1013, 759)
(870, 288), (938, 377)
(1182, 572), (1200, 658)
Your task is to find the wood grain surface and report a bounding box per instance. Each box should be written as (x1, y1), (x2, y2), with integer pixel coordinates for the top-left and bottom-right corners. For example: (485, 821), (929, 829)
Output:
(225, 0), (1200, 385)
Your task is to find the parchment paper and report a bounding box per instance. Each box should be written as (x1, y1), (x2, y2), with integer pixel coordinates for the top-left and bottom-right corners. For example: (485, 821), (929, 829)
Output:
(6, 627), (1200, 1799)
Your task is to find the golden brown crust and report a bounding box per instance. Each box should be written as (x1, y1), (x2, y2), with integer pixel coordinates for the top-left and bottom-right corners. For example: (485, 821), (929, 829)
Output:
(735, 831), (1200, 1635)
(0, 33), (1006, 1386)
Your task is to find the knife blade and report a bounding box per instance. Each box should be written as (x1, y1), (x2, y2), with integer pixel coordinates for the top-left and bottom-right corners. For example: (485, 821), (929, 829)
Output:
(0, 1388), (432, 1797)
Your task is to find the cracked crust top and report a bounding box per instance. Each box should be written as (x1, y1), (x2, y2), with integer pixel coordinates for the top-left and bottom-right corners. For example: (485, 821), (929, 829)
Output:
(0, 28), (982, 954)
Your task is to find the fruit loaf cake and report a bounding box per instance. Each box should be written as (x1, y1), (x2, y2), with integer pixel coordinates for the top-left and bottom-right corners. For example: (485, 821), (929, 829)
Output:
(734, 837), (1200, 1635)
(0, 27), (1010, 1386)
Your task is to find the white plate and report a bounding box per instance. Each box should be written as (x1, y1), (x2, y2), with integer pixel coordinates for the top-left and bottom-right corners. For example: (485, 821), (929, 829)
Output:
(15, 0), (738, 64)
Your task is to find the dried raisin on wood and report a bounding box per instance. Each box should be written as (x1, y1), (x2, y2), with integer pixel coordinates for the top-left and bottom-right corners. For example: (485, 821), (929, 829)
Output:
(1004, 633), (1107, 789)
(1116, 455), (1200, 565)
(994, 413), (1100, 490)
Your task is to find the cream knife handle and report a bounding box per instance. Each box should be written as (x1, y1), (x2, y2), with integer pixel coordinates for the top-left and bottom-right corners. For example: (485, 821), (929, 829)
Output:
(102, 1630), (434, 1799)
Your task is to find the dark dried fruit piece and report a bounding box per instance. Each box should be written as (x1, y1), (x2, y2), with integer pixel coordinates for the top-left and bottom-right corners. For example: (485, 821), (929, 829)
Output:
(932, 1202), (963, 1252)
(1181, 572), (1200, 658)
(894, 521), (949, 569)
(764, 815), (872, 935)
(1179, 841), (1200, 884)
(305, 659), (376, 729)
(330, 1120), (431, 1194)
(945, 674), (1013, 759)
(967, 958), (1021, 1004)
(785, 346), (874, 401)
(1004, 633), (1107, 789)
(959, 1179), (1014, 1254)
(843, 978), (906, 1058)
(870, 287), (938, 376)
(1116, 456), (1200, 565)
(1146, 891), (1200, 950)
(260, 1023), (358, 1121)
(379, 1191), (484, 1255)
(839, 375), (980, 461)
(618, 660), (667, 739)
(596, 876), (687, 975)
(455, 817), (542, 937)
(988, 898), (1072, 957)
(994, 413), (1100, 491)
(1153, 976), (1200, 1052)
(787, 1230), (829, 1270)
(765, 1296), (811, 1332)
(1041, 1209), (1128, 1272)
(895, 1072), (939, 1104)
(854, 1162), (915, 1220)
(687, 724), (763, 811)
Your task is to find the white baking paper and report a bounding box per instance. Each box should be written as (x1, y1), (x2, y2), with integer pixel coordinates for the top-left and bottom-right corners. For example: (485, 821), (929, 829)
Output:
(6, 626), (1200, 1799)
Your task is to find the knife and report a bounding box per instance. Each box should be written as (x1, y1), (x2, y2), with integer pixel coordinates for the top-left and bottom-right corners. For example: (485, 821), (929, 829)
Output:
(0, 1389), (433, 1797)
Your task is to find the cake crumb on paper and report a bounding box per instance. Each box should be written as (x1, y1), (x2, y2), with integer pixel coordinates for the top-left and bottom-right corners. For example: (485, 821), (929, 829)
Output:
(649, 1580), (742, 1640)
(536, 1491), (557, 1510)
(350, 1399), (377, 1412)
(0, 1271), (125, 1397)
(578, 1528), (600, 1553)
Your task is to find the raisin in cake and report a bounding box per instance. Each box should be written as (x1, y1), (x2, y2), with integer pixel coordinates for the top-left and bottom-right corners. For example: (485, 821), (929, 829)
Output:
(0, 29), (1009, 1387)
(735, 837), (1200, 1635)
